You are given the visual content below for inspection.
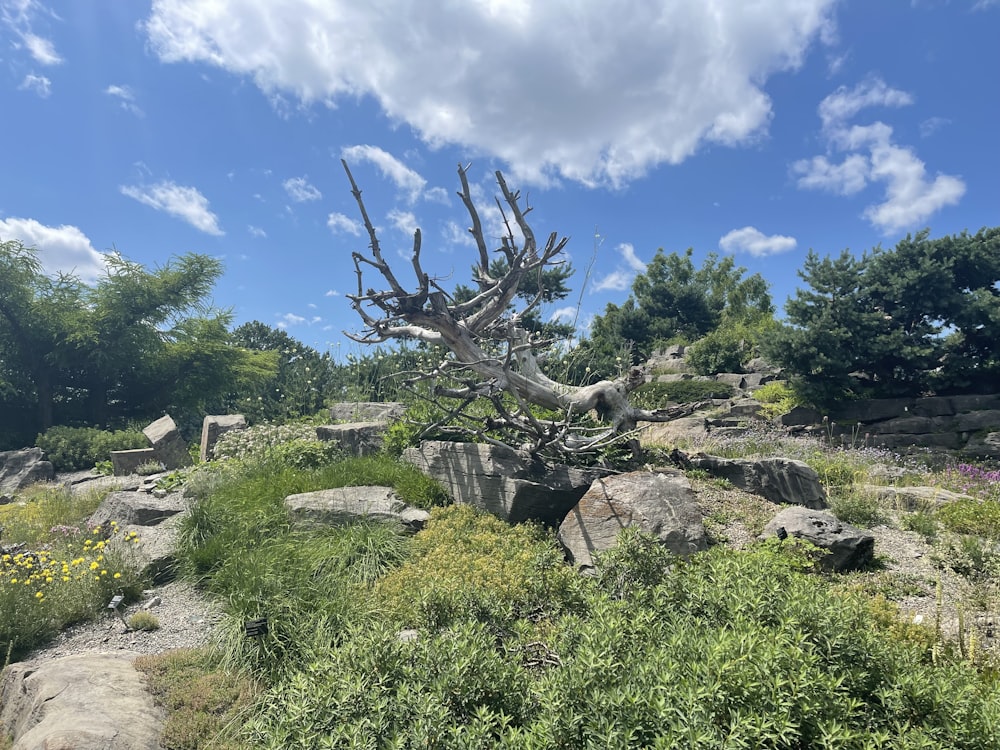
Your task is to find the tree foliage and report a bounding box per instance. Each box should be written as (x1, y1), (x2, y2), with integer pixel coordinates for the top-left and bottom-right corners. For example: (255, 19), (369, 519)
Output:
(765, 227), (1000, 405)
(0, 240), (275, 447)
(572, 248), (773, 378)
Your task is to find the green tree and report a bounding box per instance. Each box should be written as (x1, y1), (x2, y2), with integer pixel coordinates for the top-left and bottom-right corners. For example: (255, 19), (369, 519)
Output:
(0, 240), (274, 446)
(572, 248), (773, 378)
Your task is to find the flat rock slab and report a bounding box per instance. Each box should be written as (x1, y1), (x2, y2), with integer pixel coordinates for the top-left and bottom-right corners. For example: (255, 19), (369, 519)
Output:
(859, 484), (974, 511)
(0, 448), (54, 495)
(559, 471), (707, 570)
(88, 490), (187, 529)
(687, 453), (827, 509)
(0, 652), (163, 750)
(285, 486), (429, 532)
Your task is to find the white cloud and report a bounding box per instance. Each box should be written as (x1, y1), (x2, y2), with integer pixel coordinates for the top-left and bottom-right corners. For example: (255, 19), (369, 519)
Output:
(22, 31), (60, 64)
(592, 269), (633, 293)
(549, 306), (577, 324)
(145, 0), (838, 187)
(387, 208), (418, 237)
(919, 116), (950, 138)
(324, 289), (339, 296)
(18, 73), (50, 97)
(120, 180), (224, 235)
(276, 312), (306, 328)
(592, 243), (646, 292)
(791, 153), (868, 195)
(327, 211), (361, 235)
(719, 226), (797, 257)
(341, 145), (428, 203)
(247, 224), (266, 237)
(283, 176), (322, 202)
(793, 76), (965, 234)
(104, 84), (145, 117)
(0, 217), (106, 282)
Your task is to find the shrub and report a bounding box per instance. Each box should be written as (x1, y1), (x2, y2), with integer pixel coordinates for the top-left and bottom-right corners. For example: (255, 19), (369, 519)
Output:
(375, 505), (584, 630)
(936, 498), (1000, 540)
(268, 439), (343, 470)
(35, 426), (147, 472)
(629, 379), (734, 409)
(829, 489), (886, 528)
(752, 380), (802, 419)
(128, 610), (161, 631)
(210, 422), (317, 462)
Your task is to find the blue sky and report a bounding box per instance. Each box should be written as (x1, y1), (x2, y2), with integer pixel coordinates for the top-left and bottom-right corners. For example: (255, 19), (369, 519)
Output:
(1, 0), (997, 358)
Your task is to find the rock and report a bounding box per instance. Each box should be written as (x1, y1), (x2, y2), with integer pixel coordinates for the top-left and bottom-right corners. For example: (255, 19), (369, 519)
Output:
(315, 422), (387, 457)
(779, 405), (824, 427)
(714, 373), (746, 389)
(89, 490), (187, 529)
(858, 484), (974, 511)
(328, 402), (407, 423)
(119, 514), (185, 583)
(963, 431), (1000, 459)
(686, 453), (828, 509)
(558, 471), (707, 570)
(740, 372), (774, 389)
(0, 448), (54, 495)
(744, 357), (779, 375)
(110, 448), (159, 476)
(142, 415), (191, 470)
(726, 399), (764, 419)
(200, 414), (247, 462)
(284, 486), (429, 532)
(639, 416), (709, 446)
(402, 440), (603, 525)
(0, 652), (164, 750)
(761, 507), (875, 572)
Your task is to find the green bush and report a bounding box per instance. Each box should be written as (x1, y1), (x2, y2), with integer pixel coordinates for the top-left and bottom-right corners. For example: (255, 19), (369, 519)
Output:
(269, 439), (343, 470)
(752, 380), (802, 419)
(630, 379), (734, 409)
(936, 499), (1000, 540)
(35, 426), (148, 472)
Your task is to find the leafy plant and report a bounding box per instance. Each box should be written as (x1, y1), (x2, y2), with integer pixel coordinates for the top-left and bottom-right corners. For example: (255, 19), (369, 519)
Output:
(128, 610), (161, 631)
(136, 460), (166, 476)
(752, 380), (801, 419)
(629, 379), (734, 409)
(829, 488), (886, 528)
(35, 426), (147, 472)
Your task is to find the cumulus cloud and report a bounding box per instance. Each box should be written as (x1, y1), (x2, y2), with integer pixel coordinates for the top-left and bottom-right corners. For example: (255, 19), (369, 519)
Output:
(327, 211), (361, 235)
(283, 176), (322, 202)
(18, 73), (50, 97)
(120, 180), (224, 235)
(593, 243), (645, 292)
(276, 312), (306, 328)
(104, 84), (144, 116)
(549, 306), (578, 324)
(719, 226), (797, 257)
(0, 217), (106, 282)
(341, 145), (428, 203)
(387, 208), (418, 237)
(792, 77), (965, 234)
(144, 0), (837, 186)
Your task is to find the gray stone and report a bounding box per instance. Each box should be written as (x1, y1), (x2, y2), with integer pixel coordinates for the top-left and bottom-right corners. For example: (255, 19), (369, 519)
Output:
(872, 416), (937, 435)
(726, 399), (764, 418)
(558, 471), (707, 570)
(315, 421), (387, 457)
(950, 394), (1000, 413)
(963, 431), (1000, 459)
(402, 440), (603, 525)
(89, 490), (187, 529)
(779, 405), (824, 427)
(762, 507), (875, 572)
(118, 514), (185, 583)
(285, 486), (429, 532)
(110, 448), (159, 476)
(910, 397), (956, 418)
(953, 410), (1000, 433)
(830, 399), (913, 424)
(0, 652), (163, 750)
(687, 453), (827, 509)
(744, 357), (780, 374)
(655, 373), (694, 383)
(740, 373), (774, 389)
(328, 401), (407, 423)
(640, 416), (710, 446)
(714, 373), (746, 389)
(872, 432), (963, 450)
(0, 448), (54, 495)
(142, 415), (191, 469)
(200, 414), (247, 461)
(858, 484), (973, 511)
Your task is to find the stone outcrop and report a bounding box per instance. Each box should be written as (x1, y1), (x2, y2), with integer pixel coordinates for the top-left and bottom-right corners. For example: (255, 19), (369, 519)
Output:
(284, 486), (429, 532)
(200, 414), (247, 461)
(143, 415), (191, 470)
(328, 402), (406, 423)
(0, 448), (54, 495)
(761, 507), (874, 572)
(0, 652), (164, 750)
(402, 440), (604, 525)
(89, 490), (186, 529)
(684, 453), (828, 509)
(558, 471), (707, 570)
(780, 394), (1000, 455)
(316, 422), (387, 457)
(110, 448), (159, 476)
(858, 484), (974, 511)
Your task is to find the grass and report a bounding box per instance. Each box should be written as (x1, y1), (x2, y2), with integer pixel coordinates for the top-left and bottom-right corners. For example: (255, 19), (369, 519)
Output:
(134, 648), (258, 750)
(0, 484), (109, 545)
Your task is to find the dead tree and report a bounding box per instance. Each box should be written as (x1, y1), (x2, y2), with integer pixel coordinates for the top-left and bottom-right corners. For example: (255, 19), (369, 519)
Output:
(342, 161), (698, 458)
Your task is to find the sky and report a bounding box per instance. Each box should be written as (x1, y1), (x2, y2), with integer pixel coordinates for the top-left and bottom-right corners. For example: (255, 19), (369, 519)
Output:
(1, 0), (997, 359)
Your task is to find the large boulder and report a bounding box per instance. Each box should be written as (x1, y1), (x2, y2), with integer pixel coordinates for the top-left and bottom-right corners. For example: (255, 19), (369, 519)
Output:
(686, 453), (827, 509)
(143, 415), (191, 470)
(402, 440), (603, 525)
(0, 652), (163, 750)
(200, 414), (247, 461)
(88, 490), (187, 530)
(558, 471), (707, 571)
(316, 422), (387, 457)
(89, 490), (188, 582)
(761, 507), (874, 572)
(0, 448), (54, 495)
(285, 486), (429, 532)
